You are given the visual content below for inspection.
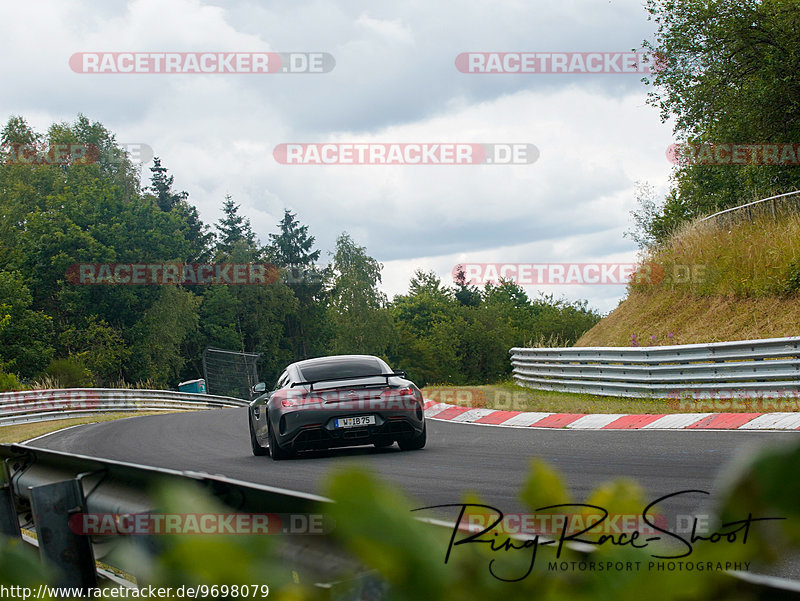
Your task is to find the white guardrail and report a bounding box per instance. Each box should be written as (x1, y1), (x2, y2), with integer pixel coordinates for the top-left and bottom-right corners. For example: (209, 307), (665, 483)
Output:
(511, 336), (800, 399)
(0, 388), (248, 426)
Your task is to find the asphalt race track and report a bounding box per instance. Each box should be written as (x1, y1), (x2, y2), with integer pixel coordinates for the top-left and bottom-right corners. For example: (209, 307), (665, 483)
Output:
(24, 408), (800, 580)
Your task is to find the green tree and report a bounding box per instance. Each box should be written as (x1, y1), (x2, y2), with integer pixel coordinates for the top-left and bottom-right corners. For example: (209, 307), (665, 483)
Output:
(644, 0), (800, 143)
(388, 272), (600, 385)
(0, 115), (216, 387)
(181, 202), (300, 387)
(0, 271), (53, 378)
(641, 0), (800, 242)
(147, 157), (212, 261)
(48, 114), (142, 199)
(0, 115), (39, 147)
(267, 210), (328, 359)
(328, 233), (391, 356)
(149, 157), (185, 212)
(128, 287), (201, 385)
(452, 265), (481, 307)
(388, 270), (460, 384)
(267, 210), (321, 274)
(215, 195), (258, 259)
(393, 271), (454, 335)
(195, 287), (244, 352)
(57, 316), (130, 385)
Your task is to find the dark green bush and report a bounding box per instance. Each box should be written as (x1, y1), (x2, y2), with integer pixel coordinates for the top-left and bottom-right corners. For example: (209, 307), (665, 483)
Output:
(42, 358), (93, 388)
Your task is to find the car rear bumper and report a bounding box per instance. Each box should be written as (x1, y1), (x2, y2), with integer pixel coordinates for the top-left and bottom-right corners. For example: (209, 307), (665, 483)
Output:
(275, 408), (424, 451)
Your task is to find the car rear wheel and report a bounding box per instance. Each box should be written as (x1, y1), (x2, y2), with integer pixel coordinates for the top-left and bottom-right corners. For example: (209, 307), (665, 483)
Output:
(268, 420), (293, 460)
(249, 413), (268, 456)
(398, 423), (426, 451)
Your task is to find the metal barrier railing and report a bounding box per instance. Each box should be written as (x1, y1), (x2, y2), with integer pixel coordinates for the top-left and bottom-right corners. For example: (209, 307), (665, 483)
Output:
(0, 388), (248, 426)
(0, 444), (341, 592)
(510, 336), (800, 399)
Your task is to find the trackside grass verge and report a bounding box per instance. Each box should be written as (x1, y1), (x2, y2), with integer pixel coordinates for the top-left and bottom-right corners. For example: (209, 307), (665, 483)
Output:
(421, 383), (800, 414)
(577, 211), (800, 347)
(0, 411), (171, 443)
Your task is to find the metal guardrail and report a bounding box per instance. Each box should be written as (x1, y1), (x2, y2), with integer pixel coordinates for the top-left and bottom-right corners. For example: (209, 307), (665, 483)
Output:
(511, 336), (800, 399)
(0, 388), (248, 426)
(0, 443), (362, 594)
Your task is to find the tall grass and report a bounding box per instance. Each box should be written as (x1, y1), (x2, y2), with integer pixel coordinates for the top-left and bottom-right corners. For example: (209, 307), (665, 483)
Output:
(107, 378), (162, 390)
(27, 375), (63, 390)
(525, 333), (568, 348)
(24, 377), (163, 391)
(577, 203), (800, 347)
(631, 211), (800, 297)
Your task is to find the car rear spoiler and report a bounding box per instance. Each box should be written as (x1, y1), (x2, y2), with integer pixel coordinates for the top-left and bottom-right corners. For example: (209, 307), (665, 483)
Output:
(291, 371), (407, 391)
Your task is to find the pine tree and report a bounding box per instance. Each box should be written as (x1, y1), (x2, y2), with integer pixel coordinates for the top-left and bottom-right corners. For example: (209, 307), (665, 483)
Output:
(149, 157), (187, 212)
(267, 210), (327, 359)
(268, 210), (321, 281)
(215, 195), (258, 258)
(453, 265), (481, 306)
(148, 157), (212, 261)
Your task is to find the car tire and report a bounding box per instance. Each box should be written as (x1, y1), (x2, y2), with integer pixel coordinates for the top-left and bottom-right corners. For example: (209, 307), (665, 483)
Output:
(268, 420), (293, 460)
(398, 422), (426, 451)
(249, 413), (269, 456)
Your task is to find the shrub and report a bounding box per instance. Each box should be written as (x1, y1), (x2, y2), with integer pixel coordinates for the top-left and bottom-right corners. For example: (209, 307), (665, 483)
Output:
(783, 260), (800, 295)
(41, 358), (93, 388)
(0, 370), (23, 392)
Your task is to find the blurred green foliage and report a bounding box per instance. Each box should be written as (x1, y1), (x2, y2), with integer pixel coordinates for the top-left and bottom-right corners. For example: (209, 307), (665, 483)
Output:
(3, 439), (797, 599)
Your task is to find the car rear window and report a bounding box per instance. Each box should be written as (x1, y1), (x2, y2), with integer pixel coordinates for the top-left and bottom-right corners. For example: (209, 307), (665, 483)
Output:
(299, 357), (386, 382)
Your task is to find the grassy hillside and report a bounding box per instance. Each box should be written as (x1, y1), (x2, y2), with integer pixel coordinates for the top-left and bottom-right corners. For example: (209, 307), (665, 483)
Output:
(577, 209), (800, 347)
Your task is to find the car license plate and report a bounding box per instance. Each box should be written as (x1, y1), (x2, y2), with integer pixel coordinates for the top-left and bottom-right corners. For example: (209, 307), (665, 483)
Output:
(335, 415), (376, 428)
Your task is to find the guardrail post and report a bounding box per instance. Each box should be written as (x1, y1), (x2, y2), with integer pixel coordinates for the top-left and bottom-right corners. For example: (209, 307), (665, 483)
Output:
(30, 479), (97, 591)
(0, 461), (21, 538)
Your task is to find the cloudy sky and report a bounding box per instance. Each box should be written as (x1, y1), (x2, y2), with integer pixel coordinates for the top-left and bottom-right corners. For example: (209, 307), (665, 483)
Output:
(0, 0), (676, 313)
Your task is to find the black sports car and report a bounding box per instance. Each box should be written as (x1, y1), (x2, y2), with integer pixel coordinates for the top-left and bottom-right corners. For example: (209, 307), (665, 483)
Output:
(248, 354), (426, 459)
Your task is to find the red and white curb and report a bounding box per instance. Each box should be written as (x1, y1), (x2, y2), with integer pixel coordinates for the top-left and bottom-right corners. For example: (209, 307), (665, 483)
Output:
(423, 401), (800, 431)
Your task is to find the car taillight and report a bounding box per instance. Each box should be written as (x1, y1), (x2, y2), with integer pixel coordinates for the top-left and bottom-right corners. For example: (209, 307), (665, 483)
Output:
(381, 387), (416, 398)
(380, 387), (421, 411)
(280, 395), (324, 408)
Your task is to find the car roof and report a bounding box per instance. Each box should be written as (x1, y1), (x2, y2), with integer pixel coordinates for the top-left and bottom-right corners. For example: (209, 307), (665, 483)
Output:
(286, 355), (390, 382)
(290, 354), (386, 371)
